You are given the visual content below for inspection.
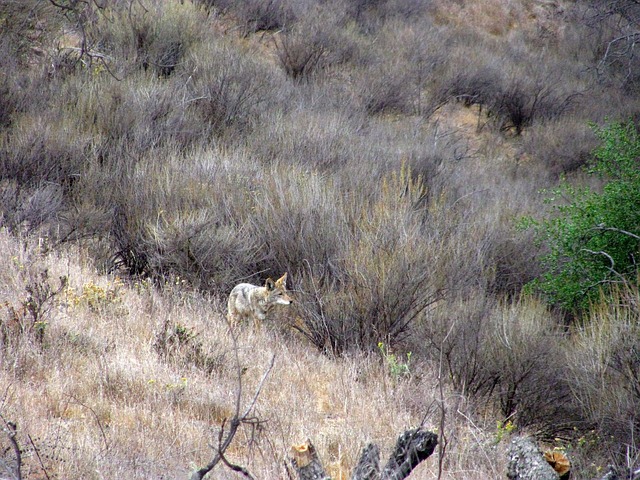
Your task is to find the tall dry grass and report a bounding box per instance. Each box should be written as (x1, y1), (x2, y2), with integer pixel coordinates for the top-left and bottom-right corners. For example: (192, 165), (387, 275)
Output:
(0, 230), (515, 479)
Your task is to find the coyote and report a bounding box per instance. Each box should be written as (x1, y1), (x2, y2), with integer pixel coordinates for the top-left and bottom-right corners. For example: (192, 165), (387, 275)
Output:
(227, 273), (292, 326)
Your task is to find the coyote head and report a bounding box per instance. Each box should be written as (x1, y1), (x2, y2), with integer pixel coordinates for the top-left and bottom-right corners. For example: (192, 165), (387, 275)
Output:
(265, 273), (292, 306)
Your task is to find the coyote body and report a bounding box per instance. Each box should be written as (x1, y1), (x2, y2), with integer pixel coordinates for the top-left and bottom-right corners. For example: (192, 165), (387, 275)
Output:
(227, 273), (292, 325)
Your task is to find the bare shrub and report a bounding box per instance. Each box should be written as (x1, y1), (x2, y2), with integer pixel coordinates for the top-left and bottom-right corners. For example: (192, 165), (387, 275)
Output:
(420, 294), (576, 438)
(60, 46), (269, 161)
(274, 28), (329, 81)
(492, 74), (580, 135)
(425, 34), (506, 116)
(76, 74), (190, 153)
(491, 238), (542, 299)
(357, 62), (418, 115)
(0, 182), (64, 236)
(0, 39), (25, 129)
(429, 31), (584, 134)
(353, 20), (447, 116)
(184, 40), (282, 140)
(293, 166), (443, 353)
(212, 0), (296, 35)
(0, 0), (63, 63)
(420, 295), (499, 398)
(485, 298), (575, 438)
(432, 64), (503, 111)
(106, 147), (265, 290)
(521, 118), (599, 178)
(0, 116), (88, 188)
(582, 0), (640, 92)
(23, 184), (63, 226)
(248, 106), (365, 171)
(338, 0), (431, 33)
(92, 1), (208, 76)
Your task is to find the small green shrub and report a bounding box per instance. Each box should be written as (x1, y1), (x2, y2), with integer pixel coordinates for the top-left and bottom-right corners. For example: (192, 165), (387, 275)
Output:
(494, 419), (516, 444)
(377, 342), (412, 380)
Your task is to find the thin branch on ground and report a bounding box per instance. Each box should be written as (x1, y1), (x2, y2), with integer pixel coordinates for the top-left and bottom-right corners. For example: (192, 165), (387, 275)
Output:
(0, 415), (22, 480)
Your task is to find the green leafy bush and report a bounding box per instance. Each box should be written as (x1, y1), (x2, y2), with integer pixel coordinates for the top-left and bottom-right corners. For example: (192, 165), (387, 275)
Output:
(526, 120), (640, 312)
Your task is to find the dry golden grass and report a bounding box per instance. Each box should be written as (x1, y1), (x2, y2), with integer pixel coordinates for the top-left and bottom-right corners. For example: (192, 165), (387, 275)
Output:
(0, 230), (527, 479)
(431, 0), (566, 40)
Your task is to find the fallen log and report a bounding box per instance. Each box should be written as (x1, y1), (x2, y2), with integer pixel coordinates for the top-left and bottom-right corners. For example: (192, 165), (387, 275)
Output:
(290, 427), (438, 480)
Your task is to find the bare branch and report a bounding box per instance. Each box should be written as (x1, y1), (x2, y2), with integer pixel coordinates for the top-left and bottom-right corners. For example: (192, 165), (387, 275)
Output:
(591, 225), (640, 241)
(581, 248), (617, 271)
(189, 315), (276, 480)
(218, 447), (255, 479)
(0, 415), (22, 480)
(241, 354), (276, 419)
(27, 434), (51, 480)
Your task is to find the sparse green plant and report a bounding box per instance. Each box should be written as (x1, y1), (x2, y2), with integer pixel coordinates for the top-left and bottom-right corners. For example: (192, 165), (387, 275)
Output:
(377, 341), (412, 380)
(494, 419), (516, 444)
(0, 269), (65, 348)
(15, 269), (67, 345)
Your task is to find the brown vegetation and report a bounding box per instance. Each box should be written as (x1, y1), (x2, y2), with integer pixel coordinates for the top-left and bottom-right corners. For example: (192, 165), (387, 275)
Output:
(1, 0), (640, 478)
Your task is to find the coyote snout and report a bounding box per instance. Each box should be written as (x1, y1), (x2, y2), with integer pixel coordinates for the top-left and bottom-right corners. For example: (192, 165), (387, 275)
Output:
(227, 273), (292, 326)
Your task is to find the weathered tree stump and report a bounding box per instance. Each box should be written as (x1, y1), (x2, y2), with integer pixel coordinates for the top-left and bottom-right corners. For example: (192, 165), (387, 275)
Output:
(290, 441), (332, 480)
(544, 450), (570, 479)
(290, 427), (438, 480)
(507, 436), (560, 480)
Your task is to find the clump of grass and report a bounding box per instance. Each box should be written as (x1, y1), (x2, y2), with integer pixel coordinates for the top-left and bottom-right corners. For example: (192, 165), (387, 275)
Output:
(567, 283), (640, 469)
(154, 318), (224, 375)
(95, 0), (208, 76)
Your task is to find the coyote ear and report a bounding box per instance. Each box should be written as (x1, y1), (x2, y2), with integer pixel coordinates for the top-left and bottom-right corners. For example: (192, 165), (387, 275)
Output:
(275, 273), (287, 287)
(265, 278), (275, 290)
